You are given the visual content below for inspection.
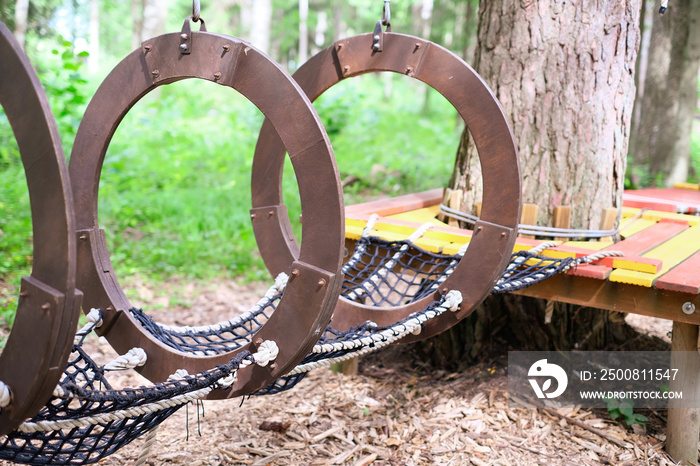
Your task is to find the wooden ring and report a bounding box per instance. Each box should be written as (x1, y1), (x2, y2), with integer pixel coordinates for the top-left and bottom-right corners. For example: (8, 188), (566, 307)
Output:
(69, 31), (344, 397)
(0, 22), (82, 434)
(252, 33), (521, 342)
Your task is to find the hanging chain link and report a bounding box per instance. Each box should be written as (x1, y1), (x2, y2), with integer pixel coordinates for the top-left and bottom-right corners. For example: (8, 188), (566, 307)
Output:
(382, 0), (391, 26)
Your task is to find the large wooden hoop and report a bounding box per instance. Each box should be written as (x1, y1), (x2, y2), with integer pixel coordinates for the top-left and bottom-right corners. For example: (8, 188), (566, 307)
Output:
(69, 31), (344, 397)
(252, 33), (521, 342)
(0, 23), (82, 434)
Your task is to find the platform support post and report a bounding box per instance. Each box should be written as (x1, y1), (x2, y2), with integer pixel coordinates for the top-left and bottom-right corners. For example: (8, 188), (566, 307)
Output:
(666, 321), (700, 464)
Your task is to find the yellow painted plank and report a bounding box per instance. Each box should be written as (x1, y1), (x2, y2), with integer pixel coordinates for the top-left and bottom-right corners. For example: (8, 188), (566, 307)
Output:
(621, 207), (642, 218)
(424, 229), (472, 244)
(388, 206), (446, 226)
(619, 219), (657, 239)
(346, 218), (370, 229)
(346, 225), (364, 240)
(642, 210), (700, 226)
(609, 225), (700, 287)
(610, 258), (659, 274)
(413, 237), (446, 253)
(674, 182), (700, 191)
(442, 242), (467, 255)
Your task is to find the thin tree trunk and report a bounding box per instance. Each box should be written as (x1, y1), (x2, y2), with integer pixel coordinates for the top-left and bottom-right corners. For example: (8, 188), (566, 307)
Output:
(298, 0), (309, 65)
(249, 0), (272, 54)
(14, 0), (29, 49)
(131, 0), (143, 51)
(87, 0), (99, 73)
(142, 0), (167, 41)
(630, 0), (700, 187)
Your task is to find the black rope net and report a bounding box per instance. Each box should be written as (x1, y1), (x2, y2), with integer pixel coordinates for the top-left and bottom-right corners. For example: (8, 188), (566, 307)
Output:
(0, 218), (620, 464)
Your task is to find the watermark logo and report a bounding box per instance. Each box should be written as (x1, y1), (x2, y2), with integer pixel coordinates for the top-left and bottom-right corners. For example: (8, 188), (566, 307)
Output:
(528, 359), (568, 399)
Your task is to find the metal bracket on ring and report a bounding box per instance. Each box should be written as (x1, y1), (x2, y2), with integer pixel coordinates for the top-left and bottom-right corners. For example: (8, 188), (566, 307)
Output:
(179, 15), (207, 54)
(372, 0), (391, 52)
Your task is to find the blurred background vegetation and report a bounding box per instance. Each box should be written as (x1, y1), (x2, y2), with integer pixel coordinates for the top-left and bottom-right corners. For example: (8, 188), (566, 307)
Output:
(0, 0), (698, 330)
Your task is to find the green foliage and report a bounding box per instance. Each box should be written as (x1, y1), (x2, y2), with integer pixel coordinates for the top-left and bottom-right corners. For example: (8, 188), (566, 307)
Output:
(605, 398), (648, 427)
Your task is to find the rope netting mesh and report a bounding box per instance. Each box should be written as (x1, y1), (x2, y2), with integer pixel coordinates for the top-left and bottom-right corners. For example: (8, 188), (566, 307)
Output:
(0, 218), (621, 464)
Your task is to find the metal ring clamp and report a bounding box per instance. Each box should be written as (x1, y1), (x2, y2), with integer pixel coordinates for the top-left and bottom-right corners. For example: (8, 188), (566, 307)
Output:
(252, 32), (521, 343)
(0, 22), (82, 435)
(69, 30), (344, 398)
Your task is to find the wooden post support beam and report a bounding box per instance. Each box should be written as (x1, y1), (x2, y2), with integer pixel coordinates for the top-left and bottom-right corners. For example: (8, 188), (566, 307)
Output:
(520, 204), (539, 239)
(599, 207), (617, 242)
(666, 321), (700, 464)
(553, 206), (571, 242)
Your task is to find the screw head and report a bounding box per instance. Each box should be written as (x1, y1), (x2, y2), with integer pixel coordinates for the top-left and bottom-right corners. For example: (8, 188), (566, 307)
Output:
(180, 33), (188, 40)
(143, 44), (152, 52)
(254, 337), (264, 347)
(19, 291), (28, 298)
(318, 279), (327, 287)
(373, 35), (380, 40)
(373, 43), (380, 49)
(151, 70), (160, 78)
(180, 44), (189, 51)
(41, 303), (50, 311)
(682, 302), (696, 315)
(223, 44), (231, 51)
(291, 268), (300, 277)
(79, 233), (88, 240)
(336, 43), (343, 50)
(214, 72), (222, 80)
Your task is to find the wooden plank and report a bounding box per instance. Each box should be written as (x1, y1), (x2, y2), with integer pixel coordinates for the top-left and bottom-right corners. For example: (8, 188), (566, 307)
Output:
(608, 225), (700, 287)
(388, 205), (446, 226)
(598, 207), (617, 242)
(567, 264), (611, 280)
(344, 188), (443, 216)
(542, 245), (662, 273)
(553, 206), (571, 242)
(642, 210), (700, 226)
(619, 218), (657, 239)
(654, 249), (700, 294)
(519, 204), (539, 239)
(666, 322), (700, 464)
(674, 181), (700, 191)
(563, 241), (612, 250)
(447, 189), (462, 227)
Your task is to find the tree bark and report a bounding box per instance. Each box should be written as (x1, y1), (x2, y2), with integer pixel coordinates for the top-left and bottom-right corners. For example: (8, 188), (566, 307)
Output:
(249, 0), (272, 54)
(87, 0), (99, 73)
(14, 0), (29, 49)
(629, 0), (700, 187)
(298, 0), (309, 65)
(446, 0), (640, 229)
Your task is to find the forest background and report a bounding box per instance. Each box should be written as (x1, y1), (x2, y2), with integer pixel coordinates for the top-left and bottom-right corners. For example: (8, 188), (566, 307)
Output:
(0, 0), (698, 334)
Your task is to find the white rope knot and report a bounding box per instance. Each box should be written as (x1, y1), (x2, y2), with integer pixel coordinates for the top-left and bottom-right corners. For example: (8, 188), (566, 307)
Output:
(216, 373), (236, 389)
(252, 340), (279, 367)
(74, 308), (104, 344)
(274, 272), (289, 290)
(104, 347), (147, 371)
(168, 369), (189, 381)
(443, 290), (463, 312)
(0, 381), (12, 409)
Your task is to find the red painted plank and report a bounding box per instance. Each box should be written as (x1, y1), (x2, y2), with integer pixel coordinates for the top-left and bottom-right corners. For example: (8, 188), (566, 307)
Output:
(567, 219), (688, 278)
(623, 188), (700, 214)
(345, 188), (443, 216)
(655, 250), (700, 294)
(568, 264), (611, 280)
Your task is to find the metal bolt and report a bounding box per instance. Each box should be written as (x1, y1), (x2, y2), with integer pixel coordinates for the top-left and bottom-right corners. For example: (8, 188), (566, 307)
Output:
(372, 43), (380, 50)
(415, 42), (422, 49)
(250, 213), (256, 220)
(223, 44), (231, 52)
(682, 302), (696, 315)
(406, 66), (413, 75)
(373, 35), (380, 40)
(19, 291), (28, 298)
(143, 44), (152, 52)
(253, 337), (263, 347)
(151, 70), (160, 78)
(343, 65), (350, 74)
(268, 210), (275, 217)
(180, 44), (189, 51)
(79, 233), (88, 240)
(318, 279), (327, 287)
(106, 305), (115, 312)
(269, 362), (277, 371)
(476, 226), (483, 232)
(180, 33), (188, 40)
(336, 43), (343, 50)
(501, 232), (507, 237)
(291, 268), (300, 278)
(41, 303), (50, 311)
(214, 72), (221, 80)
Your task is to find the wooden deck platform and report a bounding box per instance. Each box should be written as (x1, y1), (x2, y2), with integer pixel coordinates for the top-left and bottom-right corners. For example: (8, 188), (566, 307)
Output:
(345, 188), (700, 326)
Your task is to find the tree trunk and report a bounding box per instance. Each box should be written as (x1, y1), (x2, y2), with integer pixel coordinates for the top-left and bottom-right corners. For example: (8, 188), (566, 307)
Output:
(87, 0), (99, 73)
(131, 0), (143, 51)
(298, 0), (309, 66)
(13, 0), (29, 49)
(141, 0), (167, 41)
(423, 0), (642, 366)
(446, 0), (639, 229)
(629, 0), (700, 187)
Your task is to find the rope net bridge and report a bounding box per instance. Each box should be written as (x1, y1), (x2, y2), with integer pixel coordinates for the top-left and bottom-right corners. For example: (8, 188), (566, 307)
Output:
(0, 216), (620, 465)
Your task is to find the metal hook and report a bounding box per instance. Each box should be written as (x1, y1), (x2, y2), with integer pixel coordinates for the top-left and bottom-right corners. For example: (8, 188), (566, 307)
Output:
(192, 0), (201, 22)
(382, 0), (391, 26)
